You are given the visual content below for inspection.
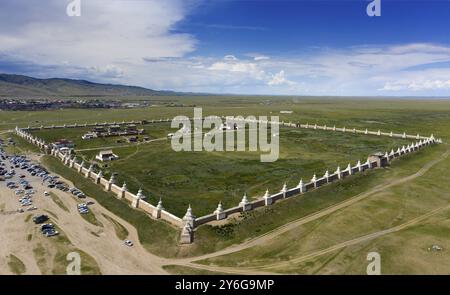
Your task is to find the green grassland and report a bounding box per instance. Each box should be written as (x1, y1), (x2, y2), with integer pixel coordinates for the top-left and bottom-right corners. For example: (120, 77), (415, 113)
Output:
(30, 122), (170, 151)
(162, 265), (229, 275)
(1, 97), (449, 137)
(49, 192), (69, 212)
(196, 143), (450, 273)
(30, 124), (410, 217)
(2, 132), (41, 154)
(2, 97), (450, 270)
(101, 213), (129, 240)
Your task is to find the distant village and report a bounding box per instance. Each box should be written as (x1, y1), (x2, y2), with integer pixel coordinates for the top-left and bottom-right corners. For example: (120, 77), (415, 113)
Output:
(0, 97), (196, 111)
(0, 98), (151, 111)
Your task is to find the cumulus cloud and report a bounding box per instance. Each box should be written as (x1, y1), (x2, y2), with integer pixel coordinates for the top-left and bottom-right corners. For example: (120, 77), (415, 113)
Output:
(268, 70), (295, 86)
(122, 43), (450, 95)
(208, 56), (266, 80)
(0, 0), (196, 79)
(209, 61), (258, 74)
(207, 55), (297, 88)
(88, 64), (125, 79)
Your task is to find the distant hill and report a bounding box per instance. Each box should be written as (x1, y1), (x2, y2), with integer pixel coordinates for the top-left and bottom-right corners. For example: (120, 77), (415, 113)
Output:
(0, 73), (181, 97)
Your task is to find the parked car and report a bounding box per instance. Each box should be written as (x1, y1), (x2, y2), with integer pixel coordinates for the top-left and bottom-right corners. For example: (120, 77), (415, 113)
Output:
(40, 223), (59, 237)
(77, 203), (90, 214)
(41, 223), (54, 231)
(44, 230), (59, 237)
(33, 215), (49, 224)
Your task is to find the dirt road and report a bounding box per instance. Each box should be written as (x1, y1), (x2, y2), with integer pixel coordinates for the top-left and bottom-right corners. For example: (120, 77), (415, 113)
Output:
(74, 137), (167, 152)
(241, 204), (450, 271)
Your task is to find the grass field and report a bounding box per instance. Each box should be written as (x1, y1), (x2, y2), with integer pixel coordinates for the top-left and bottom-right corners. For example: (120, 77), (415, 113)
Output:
(30, 123), (410, 217)
(162, 265), (229, 275)
(30, 123), (170, 151)
(101, 213), (129, 240)
(7, 254), (26, 275)
(49, 192), (69, 212)
(2, 97), (450, 273)
(195, 143), (450, 273)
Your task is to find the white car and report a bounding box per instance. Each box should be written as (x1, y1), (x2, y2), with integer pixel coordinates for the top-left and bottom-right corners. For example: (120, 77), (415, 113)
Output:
(44, 191), (50, 196)
(124, 240), (133, 247)
(78, 208), (89, 214)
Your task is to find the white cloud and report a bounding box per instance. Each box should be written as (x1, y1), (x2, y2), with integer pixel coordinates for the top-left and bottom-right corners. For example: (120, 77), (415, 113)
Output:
(209, 61), (260, 75)
(0, 0), (196, 77)
(206, 56), (296, 90)
(134, 43), (450, 95)
(254, 55), (270, 61)
(89, 64), (125, 79)
(268, 70), (295, 86)
(208, 56), (266, 80)
(223, 55), (238, 61)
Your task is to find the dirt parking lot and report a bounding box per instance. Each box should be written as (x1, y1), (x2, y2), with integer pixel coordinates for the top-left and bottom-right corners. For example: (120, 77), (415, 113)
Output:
(0, 154), (168, 274)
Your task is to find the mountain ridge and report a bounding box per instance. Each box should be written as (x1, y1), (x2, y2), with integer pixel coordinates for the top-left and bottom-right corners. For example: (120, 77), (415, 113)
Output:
(0, 73), (184, 97)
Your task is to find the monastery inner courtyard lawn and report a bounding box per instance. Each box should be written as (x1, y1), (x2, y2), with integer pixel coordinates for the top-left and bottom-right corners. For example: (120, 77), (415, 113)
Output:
(31, 123), (411, 217)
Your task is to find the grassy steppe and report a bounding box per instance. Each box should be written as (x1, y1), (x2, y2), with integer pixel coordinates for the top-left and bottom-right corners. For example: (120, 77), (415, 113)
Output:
(31, 125), (410, 217)
(7, 254), (26, 275)
(197, 144), (450, 274)
(101, 213), (129, 240)
(2, 98), (450, 271)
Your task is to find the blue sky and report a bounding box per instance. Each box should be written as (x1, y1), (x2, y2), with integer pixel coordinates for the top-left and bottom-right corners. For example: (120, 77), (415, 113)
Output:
(0, 0), (450, 96)
(181, 1), (450, 56)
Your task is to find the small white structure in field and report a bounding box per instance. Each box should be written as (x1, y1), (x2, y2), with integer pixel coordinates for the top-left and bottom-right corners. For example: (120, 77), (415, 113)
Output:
(95, 150), (119, 162)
